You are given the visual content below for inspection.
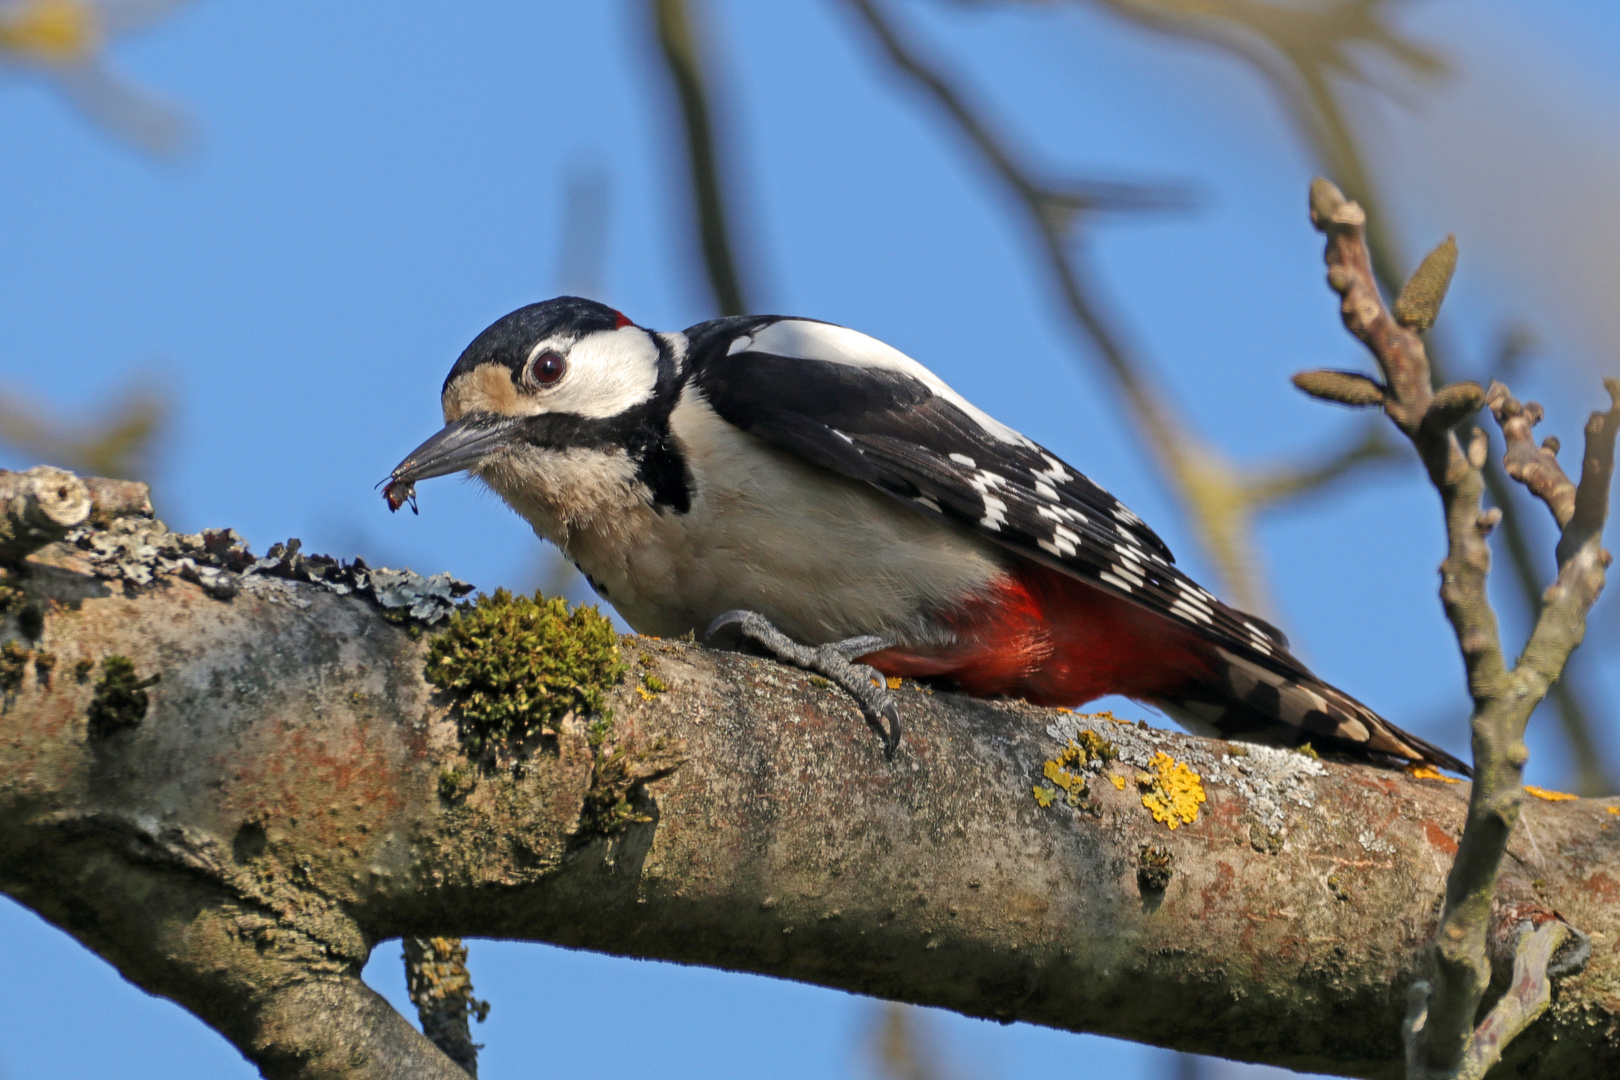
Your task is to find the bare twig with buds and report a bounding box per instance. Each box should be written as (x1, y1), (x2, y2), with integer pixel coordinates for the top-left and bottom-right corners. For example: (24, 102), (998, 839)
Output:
(1299, 178), (1615, 1080)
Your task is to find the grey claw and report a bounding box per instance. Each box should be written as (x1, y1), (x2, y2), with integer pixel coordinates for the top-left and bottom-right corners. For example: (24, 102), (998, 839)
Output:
(881, 700), (902, 758)
(704, 609), (756, 649)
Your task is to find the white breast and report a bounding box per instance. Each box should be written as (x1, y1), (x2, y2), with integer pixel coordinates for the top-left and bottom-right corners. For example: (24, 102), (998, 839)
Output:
(522, 391), (1008, 646)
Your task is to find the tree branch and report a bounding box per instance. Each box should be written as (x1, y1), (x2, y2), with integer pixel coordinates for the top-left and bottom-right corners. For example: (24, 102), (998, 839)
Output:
(1305, 179), (1615, 1079)
(404, 936), (488, 1076)
(2, 473), (1620, 1077)
(650, 0), (751, 316)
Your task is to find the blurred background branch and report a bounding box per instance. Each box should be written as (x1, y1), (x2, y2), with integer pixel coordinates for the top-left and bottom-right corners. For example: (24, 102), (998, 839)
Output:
(651, 0), (752, 316)
(0, 0), (195, 156)
(842, 0), (1400, 618)
(0, 380), (165, 480)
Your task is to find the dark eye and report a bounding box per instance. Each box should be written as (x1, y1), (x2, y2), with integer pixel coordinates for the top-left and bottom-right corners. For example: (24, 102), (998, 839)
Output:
(530, 351), (567, 387)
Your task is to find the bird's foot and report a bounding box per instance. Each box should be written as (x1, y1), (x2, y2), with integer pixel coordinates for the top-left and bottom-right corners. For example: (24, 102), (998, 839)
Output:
(704, 610), (901, 757)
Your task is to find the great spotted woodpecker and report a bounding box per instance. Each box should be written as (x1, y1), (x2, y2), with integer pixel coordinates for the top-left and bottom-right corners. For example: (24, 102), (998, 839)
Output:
(385, 296), (1467, 774)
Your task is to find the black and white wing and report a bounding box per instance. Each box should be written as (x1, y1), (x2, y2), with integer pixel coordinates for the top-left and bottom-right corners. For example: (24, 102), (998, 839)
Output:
(684, 317), (1471, 773)
(684, 316), (1301, 674)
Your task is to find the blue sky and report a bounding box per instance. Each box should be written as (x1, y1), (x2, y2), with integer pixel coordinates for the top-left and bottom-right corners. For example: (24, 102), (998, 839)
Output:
(1, 1), (1618, 1077)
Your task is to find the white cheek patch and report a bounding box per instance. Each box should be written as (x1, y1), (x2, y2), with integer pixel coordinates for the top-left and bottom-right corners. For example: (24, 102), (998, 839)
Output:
(745, 320), (1034, 447)
(526, 327), (661, 419)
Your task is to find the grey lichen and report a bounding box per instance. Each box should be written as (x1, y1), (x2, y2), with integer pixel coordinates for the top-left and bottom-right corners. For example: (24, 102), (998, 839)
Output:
(70, 519), (472, 625)
(1046, 711), (1327, 836)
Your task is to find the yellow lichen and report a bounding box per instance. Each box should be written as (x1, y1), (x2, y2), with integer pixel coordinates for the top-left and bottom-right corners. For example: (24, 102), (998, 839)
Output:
(1032, 785), (1056, 807)
(1408, 764), (1462, 784)
(1139, 751), (1205, 830)
(1606, 806), (1620, 817)
(1043, 756), (1085, 793)
(885, 676), (902, 690)
(1110, 774), (1126, 791)
(1525, 785), (1578, 802)
(1034, 726), (1123, 810)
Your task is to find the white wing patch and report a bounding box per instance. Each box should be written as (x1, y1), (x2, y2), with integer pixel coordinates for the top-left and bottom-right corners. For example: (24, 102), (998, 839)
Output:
(748, 320), (1034, 447)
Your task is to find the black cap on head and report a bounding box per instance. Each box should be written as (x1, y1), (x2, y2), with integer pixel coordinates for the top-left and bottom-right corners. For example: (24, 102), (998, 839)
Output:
(441, 296), (631, 396)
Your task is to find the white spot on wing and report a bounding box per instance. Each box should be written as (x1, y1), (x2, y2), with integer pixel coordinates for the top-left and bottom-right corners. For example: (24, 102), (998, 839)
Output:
(1099, 570), (1136, 592)
(980, 494), (1008, 531)
(727, 334), (754, 355)
(1171, 598), (1215, 625)
(1110, 560), (1145, 588)
(1035, 454), (1072, 482)
(967, 469), (1006, 492)
(949, 453), (976, 468)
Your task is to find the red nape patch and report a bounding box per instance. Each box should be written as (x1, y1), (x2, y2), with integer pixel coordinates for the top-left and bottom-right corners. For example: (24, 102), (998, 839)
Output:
(613, 310), (633, 329)
(862, 562), (1216, 707)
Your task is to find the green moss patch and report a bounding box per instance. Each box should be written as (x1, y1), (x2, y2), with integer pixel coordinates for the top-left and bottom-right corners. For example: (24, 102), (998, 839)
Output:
(0, 641), (30, 692)
(87, 655), (160, 737)
(424, 589), (626, 757)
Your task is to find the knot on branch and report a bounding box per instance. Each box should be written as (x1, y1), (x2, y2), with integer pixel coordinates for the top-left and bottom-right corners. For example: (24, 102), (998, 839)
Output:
(1491, 903), (1590, 983)
(0, 466), (93, 564)
(53, 812), (369, 967)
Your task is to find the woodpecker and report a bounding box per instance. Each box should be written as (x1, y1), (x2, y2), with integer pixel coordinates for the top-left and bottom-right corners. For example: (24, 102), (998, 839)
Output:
(385, 296), (1467, 774)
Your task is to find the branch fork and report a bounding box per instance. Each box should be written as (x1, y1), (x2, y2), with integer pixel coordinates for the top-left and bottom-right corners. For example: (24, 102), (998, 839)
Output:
(1301, 177), (1616, 1080)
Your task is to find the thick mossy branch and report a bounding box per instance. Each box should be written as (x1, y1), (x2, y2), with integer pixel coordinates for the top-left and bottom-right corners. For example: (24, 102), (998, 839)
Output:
(424, 589), (626, 757)
(5, 493), (1620, 1078)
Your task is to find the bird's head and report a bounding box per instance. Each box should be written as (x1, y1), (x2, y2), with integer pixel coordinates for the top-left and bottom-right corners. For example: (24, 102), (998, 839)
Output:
(384, 297), (670, 513)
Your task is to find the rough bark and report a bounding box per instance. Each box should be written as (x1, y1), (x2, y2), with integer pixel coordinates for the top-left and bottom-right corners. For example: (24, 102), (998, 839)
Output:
(1, 501), (1618, 1079)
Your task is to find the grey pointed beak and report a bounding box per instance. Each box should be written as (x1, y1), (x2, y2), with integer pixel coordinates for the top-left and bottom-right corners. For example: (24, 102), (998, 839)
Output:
(381, 413), (523, 512)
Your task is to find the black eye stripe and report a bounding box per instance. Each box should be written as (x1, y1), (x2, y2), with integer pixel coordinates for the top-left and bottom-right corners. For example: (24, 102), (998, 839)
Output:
(530, 351), (567, 387)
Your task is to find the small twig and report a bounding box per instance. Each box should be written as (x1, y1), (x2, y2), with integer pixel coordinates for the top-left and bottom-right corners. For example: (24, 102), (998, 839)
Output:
(404, 936), (489, 1077)
(1306, 179), (1615, 1077)
(0, 383), (167, 482)
(1451, 921), (1570, 1080)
